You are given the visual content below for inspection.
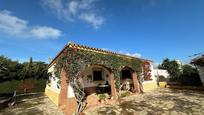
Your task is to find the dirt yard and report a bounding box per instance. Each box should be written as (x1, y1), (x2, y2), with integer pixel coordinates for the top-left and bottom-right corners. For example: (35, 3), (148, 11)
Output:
(1, 88), (204, 115)
(85, 88), (204, 115)
(0, 94), (64, 115)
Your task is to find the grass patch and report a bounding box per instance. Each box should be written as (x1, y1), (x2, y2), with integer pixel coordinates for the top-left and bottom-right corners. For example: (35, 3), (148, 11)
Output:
(0, 79), (46, 94)
(0, 80), (21, 93)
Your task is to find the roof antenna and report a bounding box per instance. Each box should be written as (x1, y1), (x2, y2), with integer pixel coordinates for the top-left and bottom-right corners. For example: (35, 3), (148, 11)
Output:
(48, 57), (53, 63)
(188, 52), (204, 57)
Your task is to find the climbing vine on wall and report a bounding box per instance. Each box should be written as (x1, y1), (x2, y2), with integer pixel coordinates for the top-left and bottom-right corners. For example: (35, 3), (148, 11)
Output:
(54, 44), (143, 114)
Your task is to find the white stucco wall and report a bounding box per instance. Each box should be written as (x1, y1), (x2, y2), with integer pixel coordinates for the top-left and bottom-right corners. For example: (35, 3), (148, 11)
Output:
(68, 84), (75, 98)
(149, 62), (155, 81)
(153, 69), (169, 78)
(48, 64), (60, 93)
(48, 65), (75, 98)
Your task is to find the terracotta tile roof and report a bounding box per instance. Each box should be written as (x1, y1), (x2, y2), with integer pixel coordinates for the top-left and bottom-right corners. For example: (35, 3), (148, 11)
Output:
(48, 42), (153, 67)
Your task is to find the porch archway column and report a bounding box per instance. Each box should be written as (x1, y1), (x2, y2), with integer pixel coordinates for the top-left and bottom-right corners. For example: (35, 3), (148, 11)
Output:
(59, 67), (68, 106)
(59, 67), (77, 115)
(110, 72), (117, 100)
(132, 72), (141, 94)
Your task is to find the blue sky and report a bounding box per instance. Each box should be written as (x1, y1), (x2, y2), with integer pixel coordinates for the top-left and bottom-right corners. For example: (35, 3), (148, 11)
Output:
(0, 0), (204, 64)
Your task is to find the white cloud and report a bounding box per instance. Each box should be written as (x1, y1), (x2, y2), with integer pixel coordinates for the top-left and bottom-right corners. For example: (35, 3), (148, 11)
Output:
(0, 10), (28, 35)
(41, 0), (104, 29)
(118, 51), (142, 58)
(101, 48), (109, 51)
(99, 48), (142, 58)
(68, 1), (79, 15)
(79, 13), (103, 29)
(0, 10), (62, 39)
(125, 52), (142, 58)
(31, 26), (61, 39)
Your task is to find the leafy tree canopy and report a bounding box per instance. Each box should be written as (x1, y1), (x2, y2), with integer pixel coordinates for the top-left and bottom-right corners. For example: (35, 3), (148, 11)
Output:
(0, 56), (48, 82)
(159, 58), (202, 85)
(158, 58), (182, 78)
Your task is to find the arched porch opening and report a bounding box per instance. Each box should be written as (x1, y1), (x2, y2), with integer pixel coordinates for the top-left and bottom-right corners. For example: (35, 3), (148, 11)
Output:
(80, 65), (112, 96)
(120, 66), (140, 93)
(77, 64), (117, 107)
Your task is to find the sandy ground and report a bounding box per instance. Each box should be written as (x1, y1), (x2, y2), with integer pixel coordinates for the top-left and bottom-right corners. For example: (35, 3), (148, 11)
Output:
(85, 88), (204, 115)
(0, 95), (64, 115)
(1, 88), (204, 115)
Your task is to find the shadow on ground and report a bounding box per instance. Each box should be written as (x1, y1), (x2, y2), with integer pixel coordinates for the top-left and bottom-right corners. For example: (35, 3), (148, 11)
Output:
(0, 94), (45, 115)
(95, 88), (204, 115)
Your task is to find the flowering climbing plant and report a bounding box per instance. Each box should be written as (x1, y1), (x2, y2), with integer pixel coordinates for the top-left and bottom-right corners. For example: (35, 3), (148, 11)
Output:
(54, 44), (143, 114)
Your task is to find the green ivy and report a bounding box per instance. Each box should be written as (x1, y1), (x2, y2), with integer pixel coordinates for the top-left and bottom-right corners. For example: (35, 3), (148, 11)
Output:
(54, 46), (143, 114)
(55, 47), (142, 90)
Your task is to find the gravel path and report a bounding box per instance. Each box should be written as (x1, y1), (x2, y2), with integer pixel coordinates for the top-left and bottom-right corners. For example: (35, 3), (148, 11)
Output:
(84, 88), (204, 115)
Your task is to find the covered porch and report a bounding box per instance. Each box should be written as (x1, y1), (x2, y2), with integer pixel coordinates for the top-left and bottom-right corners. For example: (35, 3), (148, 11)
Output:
(120, 66), (140, 94)
(53, 42), (143, 115)
(80, 65), (117, 107)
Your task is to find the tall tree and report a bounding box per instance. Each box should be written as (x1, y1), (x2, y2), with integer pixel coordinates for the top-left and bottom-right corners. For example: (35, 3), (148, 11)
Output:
(159, 58), (182, 79)
(19, 57), (34, 80)
(32, 61), (48, 79)
(159, 58), (170, 70)
(0, 56), (48, 82)
(0, 56), (19, 81)
(0, 63), (9, 81)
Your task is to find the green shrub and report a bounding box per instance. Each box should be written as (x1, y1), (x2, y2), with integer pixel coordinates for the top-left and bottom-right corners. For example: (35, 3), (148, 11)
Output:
(179, 65), (202, 86)
(121, 91), (131, 98)
(98, 93), (108, 101)
(158, 75), (167, 82)
(33, 79), (46, 92)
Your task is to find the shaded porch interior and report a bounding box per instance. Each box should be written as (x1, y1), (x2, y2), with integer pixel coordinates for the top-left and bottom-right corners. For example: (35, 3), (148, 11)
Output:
(121, 66), (136, 93)
(81, 65), (112, 97)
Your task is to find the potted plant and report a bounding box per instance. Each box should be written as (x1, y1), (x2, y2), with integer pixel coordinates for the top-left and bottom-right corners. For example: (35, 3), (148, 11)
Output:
(98, 93), (108, 103)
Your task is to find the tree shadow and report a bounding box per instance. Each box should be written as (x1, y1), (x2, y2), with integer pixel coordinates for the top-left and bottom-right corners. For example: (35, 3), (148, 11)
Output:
(97, 88), (204, 115)
(0, 93), (45, 114)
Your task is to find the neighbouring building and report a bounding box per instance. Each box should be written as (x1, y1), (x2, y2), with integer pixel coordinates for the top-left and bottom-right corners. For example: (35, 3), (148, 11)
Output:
(153, 69), (169, 79)
(45, 42), (158, 115)
(153, 69), (169, 87)
(191, 55), (204, 85)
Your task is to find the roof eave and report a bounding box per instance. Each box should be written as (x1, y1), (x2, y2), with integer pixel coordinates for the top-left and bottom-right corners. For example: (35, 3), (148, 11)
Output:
(48, 42), (153, 68)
